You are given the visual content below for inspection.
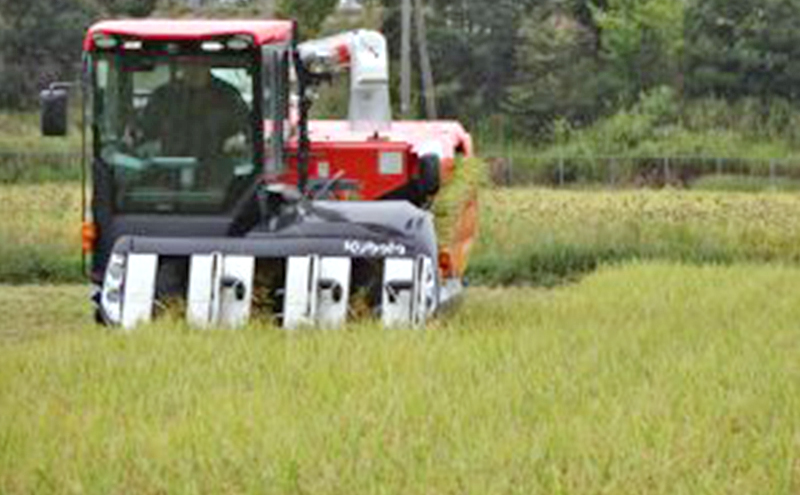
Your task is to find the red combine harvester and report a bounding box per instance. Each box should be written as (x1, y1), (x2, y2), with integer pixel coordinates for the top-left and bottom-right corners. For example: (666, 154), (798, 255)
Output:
(41, 19), (477, 329)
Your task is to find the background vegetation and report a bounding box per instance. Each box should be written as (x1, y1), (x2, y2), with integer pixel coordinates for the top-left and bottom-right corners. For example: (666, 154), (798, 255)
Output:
(7, 0), (800, 160)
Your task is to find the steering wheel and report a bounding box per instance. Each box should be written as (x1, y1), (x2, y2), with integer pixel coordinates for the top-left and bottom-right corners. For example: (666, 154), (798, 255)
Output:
(311, 170), (346, 200)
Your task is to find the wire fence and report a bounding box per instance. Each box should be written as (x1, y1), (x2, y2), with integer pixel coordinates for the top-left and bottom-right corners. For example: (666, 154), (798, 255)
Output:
(5, 150), (800, 192)
(484, 155), (800, 190)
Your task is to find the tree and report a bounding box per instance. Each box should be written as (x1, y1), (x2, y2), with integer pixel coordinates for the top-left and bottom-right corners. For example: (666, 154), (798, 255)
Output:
(592, 0), (685, 105)
(276, 0), (339, 38)
(506, 8), (606, 136)
(0, 0), (97, 109)
(154, 0), (276, 18)
(97, 0), (158, 17)
(414, 0), (436, 119)
(685, 0), (800, 102)
(0, 0), (163, 109)
(395, 0), (541, 121)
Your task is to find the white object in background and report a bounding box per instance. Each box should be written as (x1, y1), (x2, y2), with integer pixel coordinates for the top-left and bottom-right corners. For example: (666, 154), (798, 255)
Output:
(382, 256), (435, 327)
(187, 254), (217, 327)
(218, 255), (255, 327)
(187, 254), (255, 328)
(283, 256), (319, 329)
(101, 253), (126, 325)
(298, 30), (391, 132)
(121, 254), (158, 329)
(381, 257), (415, 327)
(379, 151), (404, 175)
(317, 257), (352, 328)
(317, 161), (330, 178)
(348, 30), (391, 130)
(415, 255), (436, 325)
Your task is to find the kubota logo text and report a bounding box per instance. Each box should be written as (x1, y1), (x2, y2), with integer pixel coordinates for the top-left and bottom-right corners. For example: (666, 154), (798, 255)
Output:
(343, 240), (407, 257)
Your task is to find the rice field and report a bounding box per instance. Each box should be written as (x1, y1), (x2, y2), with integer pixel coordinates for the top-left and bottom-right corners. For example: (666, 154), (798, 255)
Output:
(1, 263), (799, 494)
(482, 188), (800, 258)
(2, 181), (800, 493)
(474, 187), (800, 285)
(7, 182), (800, 285)
(0, 183), (82, 283)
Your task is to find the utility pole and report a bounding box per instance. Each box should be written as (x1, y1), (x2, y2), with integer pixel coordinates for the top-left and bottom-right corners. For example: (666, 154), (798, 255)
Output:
(414, 0), (437, 120)
(400, 0), (412, 119)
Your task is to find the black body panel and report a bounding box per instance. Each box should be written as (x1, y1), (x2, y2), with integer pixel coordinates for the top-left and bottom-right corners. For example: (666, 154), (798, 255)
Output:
(106, 200), (438, 269)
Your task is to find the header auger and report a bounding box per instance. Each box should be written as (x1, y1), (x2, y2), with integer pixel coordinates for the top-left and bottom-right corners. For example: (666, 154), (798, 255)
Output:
(42, 19), (478, 329)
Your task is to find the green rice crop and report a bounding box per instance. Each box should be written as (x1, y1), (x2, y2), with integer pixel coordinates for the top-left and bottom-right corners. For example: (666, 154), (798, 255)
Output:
(690, 174), (800, 193)
(0, 111), (82, 153)
(1, 263), (798, 494)
(0, 111), (83, 183)
(471, 187), (800, 285)
(433, 156), (488, 245)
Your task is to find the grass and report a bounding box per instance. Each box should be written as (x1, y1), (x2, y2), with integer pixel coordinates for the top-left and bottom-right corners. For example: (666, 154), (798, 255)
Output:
(472, 187), (800, 285)
(1, 262), (799, 493)
(0, 151), (82, 184)
(690, 174), (800, 193)
(0, 183), (84, 283)
(0, 111), (83, 184)
(0, 111), (82, 153)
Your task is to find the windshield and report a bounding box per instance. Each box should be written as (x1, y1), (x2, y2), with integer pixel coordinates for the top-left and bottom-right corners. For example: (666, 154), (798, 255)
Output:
(93, 47), (261, 214)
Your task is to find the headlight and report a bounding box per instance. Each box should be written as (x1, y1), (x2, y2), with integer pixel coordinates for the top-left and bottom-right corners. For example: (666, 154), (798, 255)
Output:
(101, 253), (126, 325)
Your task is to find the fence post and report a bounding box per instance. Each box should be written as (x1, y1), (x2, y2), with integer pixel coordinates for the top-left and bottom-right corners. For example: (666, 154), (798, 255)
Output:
(716, 157), (723, 176)
(663, 157), (671, 185)
(769, 159), (776, 189)
(506, 155), (514, 187)
(558, 156), (565, 187)
(609, 157), (617, 187)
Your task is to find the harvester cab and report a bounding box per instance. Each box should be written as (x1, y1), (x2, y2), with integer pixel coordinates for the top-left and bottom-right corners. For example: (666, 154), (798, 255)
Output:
(42, 19), (477, 329)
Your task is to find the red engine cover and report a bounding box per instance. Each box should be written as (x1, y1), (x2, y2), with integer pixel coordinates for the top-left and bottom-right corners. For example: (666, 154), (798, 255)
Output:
(283, 140), (414, 200)
(278, 120), (473, 201)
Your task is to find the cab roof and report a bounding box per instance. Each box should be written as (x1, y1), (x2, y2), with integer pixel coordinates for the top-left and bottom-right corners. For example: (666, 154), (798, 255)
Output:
(84, 19), (294, 51)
